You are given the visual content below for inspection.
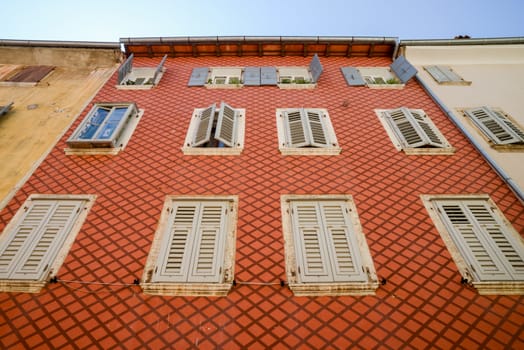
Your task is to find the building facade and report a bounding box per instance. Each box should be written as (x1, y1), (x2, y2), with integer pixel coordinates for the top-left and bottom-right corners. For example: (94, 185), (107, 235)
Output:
(0, 37), (523, 349)
(400, 37), (524, 200)
(0, 40), (122, 209)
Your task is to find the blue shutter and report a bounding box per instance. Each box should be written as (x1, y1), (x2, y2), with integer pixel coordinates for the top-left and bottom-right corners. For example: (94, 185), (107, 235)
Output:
(260, 67), (277, 85)
(309, 54), (323, 83)
(188, 67), (209, 86)
(243, 67), (261, 86)
(340, 67), (366, 86)
(390, 56), (417, 83)
(0, 102), (14, 117)
(152, 54), (168, 85)
(117, 54), (134, 84)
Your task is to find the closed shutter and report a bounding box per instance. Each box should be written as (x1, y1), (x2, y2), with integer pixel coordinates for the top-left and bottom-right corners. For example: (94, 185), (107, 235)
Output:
(309, 54), (323, 83)
(192, 104), (216, 146)
(154, 201), (227, 283)
(283, 109), (309, 147)
(6, 66), (54, 83)
(341, 67), (366, 86)
(306, 110), (330, 148)
(291, 202), (332, 282)
(464, 107), (524, 145)
(425, 66), (462, 83)
(0, 199), (84, 280)
(152, 54), (168, 84)
(436, 200), (524, 281)
(243, 67), (261, 86)
(320, 202), (366, 281)
(118, 54), (134, 84)
(390, 56), (417, 83)
(215, 102), (238, 147)
(188, 203), (228, 282)
(384, 108), (447, 148)
(261, 67), (277, 85)
(188, 67), (209, 86)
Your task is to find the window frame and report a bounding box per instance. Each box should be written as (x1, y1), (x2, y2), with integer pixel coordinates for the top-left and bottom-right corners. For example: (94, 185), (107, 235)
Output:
(275, 108), (341, 155)
(206, 67), (243, 89)
(424, 65), (471, 85)
(375, 108), (455, 155)
(276, 67), (315, 89)
(281, 194), (379, 296)
(0, 194), (95, 293)
(181, 102), (245, 155)
(141, 195), (238, 296)
(116, 54), (167, 90)
(421, 194), (524, 295)
(65, 102), (143, 155)
(357, 67), (404, 89)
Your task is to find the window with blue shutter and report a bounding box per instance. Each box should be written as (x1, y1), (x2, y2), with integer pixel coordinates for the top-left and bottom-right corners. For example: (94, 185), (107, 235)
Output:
(340, 67), (366, 86)
(309, 54), (323, 83)
(261, 67), (278, 85)
(67, 103), (139, 149)
(243, 67), (261, 86)
(188, 67), (209, 86)
(390, 55), (417, 84)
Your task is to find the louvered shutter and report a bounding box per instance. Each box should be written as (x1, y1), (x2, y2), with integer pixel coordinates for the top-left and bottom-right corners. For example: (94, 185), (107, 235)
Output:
(243, 67), (261, 86)
(436, 200), (524, 281)
(309, 54), (323, 83)
(291, 202), (333, 282)
(191, 104), (216, 147)
(410, 110), (447, 147)
(425, 66), (462, 83)
(341, 67), (366, 86)
(464, 107), (524, 145)
(118, 54), (134, 84)
(283, 109), (309, 147)
(320, 202), (366, 281)
(260, 67), (277, 85)
(188, 67), (209, 86)
(215, 102), (238, 147)
(0, 199), (84, 280)
(187, 202), (228, 282)
(385, 108), (446, 148)
(390, 56), (417, 83)
(154, 204), (197, 282)
(152, 54), (168, 85)
(305, 110), (330, 148)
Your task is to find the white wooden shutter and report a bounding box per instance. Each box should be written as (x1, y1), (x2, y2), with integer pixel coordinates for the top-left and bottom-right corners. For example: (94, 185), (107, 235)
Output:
(192, 104), (216, 147)
(118, 54), (134, 84)
(215, 102), (238, 147)
(436, 200), (524, 281)
(291, 202), (332, 282)
(283, 109), (309, 147)
(187, 202), (227, 282)
(305, 109), (330, 148)
(425, 66), (462, 83)
(154, 204), (197, 282)
(385, 108), (447, 148)
(464, 107), (524, 145)
(0, 199), (84, 280)
(320, 202), (366, 281)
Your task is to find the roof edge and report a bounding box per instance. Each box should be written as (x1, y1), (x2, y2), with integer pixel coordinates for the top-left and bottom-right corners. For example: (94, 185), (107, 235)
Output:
(400, 37), (524, 47)
(119, 36), (398, 45)
(0, 39), (121, 49)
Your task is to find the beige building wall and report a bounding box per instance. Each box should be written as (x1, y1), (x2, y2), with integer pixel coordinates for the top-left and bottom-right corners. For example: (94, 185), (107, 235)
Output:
(0, 43), (121, 209)
(403, 43), (524, 194)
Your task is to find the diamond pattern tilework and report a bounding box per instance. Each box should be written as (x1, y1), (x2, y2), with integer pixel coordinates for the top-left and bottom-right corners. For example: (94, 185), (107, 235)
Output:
(1, 55), (523, 349)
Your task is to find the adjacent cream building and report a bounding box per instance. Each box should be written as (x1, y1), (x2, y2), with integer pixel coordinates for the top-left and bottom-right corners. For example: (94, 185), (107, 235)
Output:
(0, 40), (121, 208)
(400, 38), (524, 200)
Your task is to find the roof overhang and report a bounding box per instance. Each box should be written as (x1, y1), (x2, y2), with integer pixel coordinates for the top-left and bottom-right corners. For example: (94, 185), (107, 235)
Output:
(400, 37), (524, 47)
(0, 39), (121, 50)
(120, 36), (398, 58)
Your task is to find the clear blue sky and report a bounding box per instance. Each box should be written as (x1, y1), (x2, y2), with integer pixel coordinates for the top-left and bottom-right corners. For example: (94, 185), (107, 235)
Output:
(2, 0), (523, 42)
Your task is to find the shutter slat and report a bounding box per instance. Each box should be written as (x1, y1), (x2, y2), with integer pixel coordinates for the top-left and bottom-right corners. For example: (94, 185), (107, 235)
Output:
(390, 55), (417, 83)
(215, 102), (238, 147)
(309, 54), (323, 83)
(260, 67), (277, 85)
(188, 67), (209, 86)
(284, 109), (309, 147)
(340, 67), (366, 86)
(192, 104), (216, 147)
(243, 67), (261, 86)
